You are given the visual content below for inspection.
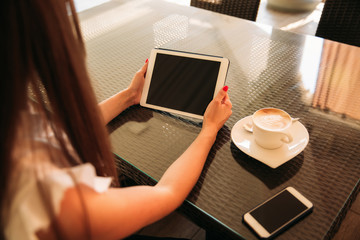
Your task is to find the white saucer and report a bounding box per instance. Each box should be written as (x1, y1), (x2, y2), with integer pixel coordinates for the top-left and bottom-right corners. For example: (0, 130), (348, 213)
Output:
(231, 116), (309, 168)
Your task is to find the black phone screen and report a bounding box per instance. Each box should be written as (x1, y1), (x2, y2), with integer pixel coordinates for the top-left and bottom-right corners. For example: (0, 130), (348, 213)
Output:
(250, 190), (308, 234)
(146, 53), (221, 115)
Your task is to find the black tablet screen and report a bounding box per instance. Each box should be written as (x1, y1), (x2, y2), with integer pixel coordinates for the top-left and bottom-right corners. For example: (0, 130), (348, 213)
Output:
(146, 53), (221, 115)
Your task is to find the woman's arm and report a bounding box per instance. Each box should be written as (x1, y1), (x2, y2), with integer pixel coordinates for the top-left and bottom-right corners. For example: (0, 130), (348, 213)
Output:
(98, 61), (148, 124)
(56, 87), (232, 240)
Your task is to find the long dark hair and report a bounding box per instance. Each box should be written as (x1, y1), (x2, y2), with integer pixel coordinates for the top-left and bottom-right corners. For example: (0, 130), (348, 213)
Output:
(1, 0), (119, 238)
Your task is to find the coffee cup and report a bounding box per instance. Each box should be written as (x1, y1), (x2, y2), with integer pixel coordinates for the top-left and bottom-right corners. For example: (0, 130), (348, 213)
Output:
(244, 108), (297, 149)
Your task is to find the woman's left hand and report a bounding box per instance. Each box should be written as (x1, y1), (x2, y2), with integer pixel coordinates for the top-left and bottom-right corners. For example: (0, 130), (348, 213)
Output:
(127, 60), (148, 106)
(98, 60), (148, 124)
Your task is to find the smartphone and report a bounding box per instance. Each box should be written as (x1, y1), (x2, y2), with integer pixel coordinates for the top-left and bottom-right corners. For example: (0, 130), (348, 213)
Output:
(243, 187), (313, 239)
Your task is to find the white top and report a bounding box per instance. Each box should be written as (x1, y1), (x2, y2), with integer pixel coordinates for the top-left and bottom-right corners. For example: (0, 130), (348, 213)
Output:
(5, 163), (112, 240)
(5, 104), (113, 239)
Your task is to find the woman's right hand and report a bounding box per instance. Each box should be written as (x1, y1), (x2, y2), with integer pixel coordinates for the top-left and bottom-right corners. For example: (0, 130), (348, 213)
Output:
(202, 86), (232, 135)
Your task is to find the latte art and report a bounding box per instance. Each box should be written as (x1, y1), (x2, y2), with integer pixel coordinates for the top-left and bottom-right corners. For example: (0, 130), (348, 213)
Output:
(250, 108), (294, 149)
(254, 109), (291, 130)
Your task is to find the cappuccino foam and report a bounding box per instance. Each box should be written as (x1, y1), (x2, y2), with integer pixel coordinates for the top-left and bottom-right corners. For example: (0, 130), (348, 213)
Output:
(254, 109), (290, 130)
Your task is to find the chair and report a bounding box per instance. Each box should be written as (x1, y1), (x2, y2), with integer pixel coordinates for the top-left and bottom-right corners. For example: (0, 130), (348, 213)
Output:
(190, 0), (261, 21)
(315, 0), (360, 47)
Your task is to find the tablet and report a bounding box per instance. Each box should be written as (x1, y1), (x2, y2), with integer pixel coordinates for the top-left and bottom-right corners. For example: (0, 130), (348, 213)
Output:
(140, 48), (229, 119)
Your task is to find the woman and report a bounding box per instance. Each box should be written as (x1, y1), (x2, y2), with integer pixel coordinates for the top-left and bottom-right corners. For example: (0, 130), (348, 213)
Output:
(1, 0), (232, 239)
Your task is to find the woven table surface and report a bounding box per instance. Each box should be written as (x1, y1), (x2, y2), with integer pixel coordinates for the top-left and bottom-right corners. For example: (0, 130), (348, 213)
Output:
(80, 1), (360, 239)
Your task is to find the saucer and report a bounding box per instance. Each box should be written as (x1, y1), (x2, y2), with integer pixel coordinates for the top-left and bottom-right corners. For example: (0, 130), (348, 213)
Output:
(231, 116), (309, 168)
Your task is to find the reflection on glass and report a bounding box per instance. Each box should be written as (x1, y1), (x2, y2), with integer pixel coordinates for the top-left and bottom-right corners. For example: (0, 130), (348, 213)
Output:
(153, 14), (189, 47)
(80, 1), (151, 41)
(299, 38), (323, 94)
(74, 0), (110, 12)
(312, 41), (360, 120)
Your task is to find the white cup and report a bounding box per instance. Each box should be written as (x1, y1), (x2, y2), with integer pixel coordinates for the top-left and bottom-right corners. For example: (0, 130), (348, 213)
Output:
(245, 108), (297, 150)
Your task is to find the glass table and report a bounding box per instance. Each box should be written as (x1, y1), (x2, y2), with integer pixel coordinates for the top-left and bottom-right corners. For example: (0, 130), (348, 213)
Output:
(79, 0), (360, 239)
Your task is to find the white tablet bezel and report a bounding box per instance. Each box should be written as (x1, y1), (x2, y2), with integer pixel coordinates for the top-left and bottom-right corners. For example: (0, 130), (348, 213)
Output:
(140, 48), (229, 120)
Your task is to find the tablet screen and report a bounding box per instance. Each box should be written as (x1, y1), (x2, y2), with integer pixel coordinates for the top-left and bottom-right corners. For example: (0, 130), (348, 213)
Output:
(141, 48), (229, 119)
(146, 53), (221, 116)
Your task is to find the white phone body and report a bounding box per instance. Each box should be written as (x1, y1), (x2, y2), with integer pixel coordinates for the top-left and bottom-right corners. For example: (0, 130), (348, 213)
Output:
(243, 187), (313, 239)
(140, 48), (229, 120)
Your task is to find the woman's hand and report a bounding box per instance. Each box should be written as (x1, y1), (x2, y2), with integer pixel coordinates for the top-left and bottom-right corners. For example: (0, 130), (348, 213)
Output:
(98, 60), (148, 124)
(202, 86), (232, 135)
(127, 60), (148, 106)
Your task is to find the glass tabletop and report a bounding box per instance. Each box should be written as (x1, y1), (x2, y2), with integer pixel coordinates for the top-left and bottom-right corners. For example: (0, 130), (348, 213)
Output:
(80, 0), (360, 239)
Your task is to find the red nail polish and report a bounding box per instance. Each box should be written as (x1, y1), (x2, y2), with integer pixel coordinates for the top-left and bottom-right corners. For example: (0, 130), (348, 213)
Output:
(223, 86), (228, 92)
(145, 58), (149, 63)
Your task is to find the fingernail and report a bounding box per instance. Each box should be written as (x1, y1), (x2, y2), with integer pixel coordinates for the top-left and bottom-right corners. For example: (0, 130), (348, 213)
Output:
(223, 86), (228, 92)
(145, 58), (149, 63)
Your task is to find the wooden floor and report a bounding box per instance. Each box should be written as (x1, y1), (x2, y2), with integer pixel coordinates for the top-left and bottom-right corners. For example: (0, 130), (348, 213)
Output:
(332, 193), (360, 240)
(75, 0), (360, 239)
(136, 211), (206, 239)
